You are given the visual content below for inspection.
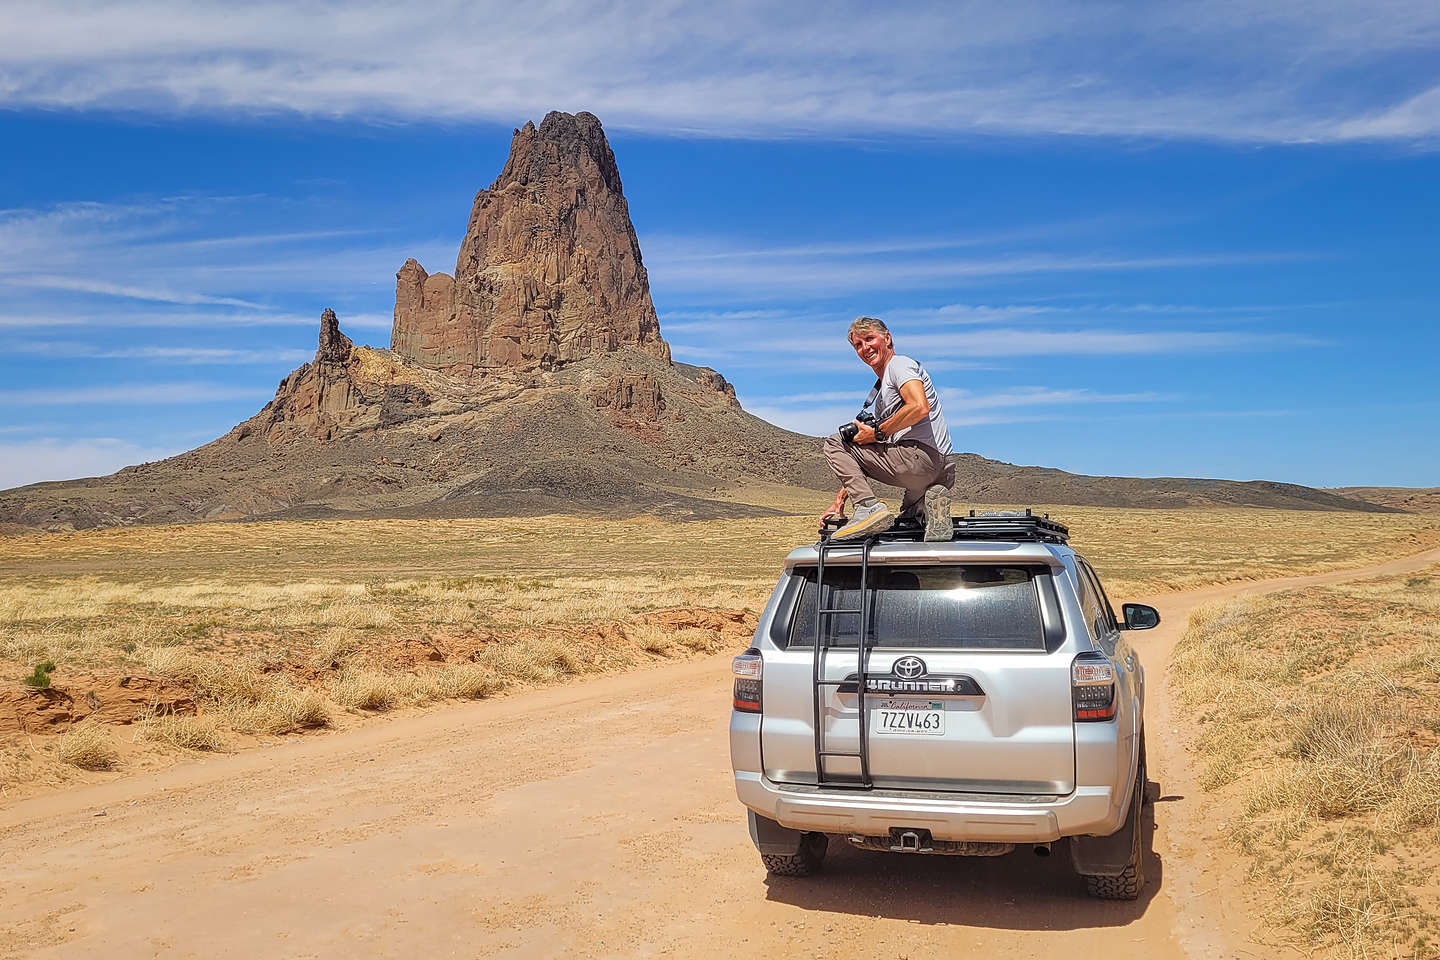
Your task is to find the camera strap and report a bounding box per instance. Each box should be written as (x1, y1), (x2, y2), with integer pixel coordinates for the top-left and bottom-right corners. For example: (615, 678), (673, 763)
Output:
(859, 377), (881, 413)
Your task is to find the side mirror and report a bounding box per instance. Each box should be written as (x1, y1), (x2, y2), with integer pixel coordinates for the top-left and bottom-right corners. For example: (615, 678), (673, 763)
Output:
(1121, 603), (1160, 631)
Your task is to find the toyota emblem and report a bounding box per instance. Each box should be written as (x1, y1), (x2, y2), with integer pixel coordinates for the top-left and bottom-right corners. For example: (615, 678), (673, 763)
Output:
(892, 656), (926, 679)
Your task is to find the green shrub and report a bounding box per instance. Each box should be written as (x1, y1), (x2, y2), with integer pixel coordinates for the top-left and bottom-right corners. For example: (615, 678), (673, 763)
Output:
(22, 660), (56, 689)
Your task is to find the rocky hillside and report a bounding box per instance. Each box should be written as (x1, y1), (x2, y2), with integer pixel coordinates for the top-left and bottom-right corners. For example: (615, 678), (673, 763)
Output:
(1330, 486), (1440, 514)
(0, 111), (1408, 531)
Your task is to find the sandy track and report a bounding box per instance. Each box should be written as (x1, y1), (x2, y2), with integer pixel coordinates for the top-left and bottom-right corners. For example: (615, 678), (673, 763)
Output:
(5, 547), (1439, 960)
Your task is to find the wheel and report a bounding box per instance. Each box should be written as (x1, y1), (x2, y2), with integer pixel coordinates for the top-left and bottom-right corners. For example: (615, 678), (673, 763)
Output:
(761, 832), (828, 877)
(1081, 757), (1146, 900)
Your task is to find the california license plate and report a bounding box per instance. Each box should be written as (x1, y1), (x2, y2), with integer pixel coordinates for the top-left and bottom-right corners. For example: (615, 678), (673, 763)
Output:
(873, 699), (945, 735)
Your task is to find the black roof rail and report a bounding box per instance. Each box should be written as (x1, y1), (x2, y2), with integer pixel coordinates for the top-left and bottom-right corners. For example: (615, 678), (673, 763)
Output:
(820, 508), (1069, 545)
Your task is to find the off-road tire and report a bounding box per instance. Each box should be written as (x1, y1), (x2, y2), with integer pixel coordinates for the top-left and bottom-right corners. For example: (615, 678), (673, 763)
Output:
(1081, 758), (1146, 901)
(1083, 862), (1142, 900)
(761, 833), (828, 877)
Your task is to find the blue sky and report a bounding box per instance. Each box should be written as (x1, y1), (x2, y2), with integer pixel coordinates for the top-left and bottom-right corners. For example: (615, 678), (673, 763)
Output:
(1, 0), (1438, 490)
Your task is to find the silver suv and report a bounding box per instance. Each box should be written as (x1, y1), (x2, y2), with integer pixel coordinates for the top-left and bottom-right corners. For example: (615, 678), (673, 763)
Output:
(729, 511), (1159, 900)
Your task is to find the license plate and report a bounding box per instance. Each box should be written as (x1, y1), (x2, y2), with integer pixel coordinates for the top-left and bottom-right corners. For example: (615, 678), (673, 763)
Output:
(873, 699), (945, 736)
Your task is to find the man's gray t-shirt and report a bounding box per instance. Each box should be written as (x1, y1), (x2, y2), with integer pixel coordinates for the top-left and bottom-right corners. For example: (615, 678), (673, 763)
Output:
(876, 354), (952, 455)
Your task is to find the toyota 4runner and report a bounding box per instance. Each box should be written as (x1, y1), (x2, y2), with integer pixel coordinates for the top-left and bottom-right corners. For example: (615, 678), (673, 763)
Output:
(729, 510), (1160, 899)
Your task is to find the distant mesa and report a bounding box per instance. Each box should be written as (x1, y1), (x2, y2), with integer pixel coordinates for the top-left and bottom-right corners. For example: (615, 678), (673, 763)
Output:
(0, 112), (1412, 530)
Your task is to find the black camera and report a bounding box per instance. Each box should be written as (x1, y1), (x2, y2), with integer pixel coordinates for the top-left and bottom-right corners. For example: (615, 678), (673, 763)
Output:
(838, 410), (877, 442)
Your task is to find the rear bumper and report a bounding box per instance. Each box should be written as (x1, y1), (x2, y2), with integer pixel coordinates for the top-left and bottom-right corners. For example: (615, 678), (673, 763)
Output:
(734, 770), (1123, 843)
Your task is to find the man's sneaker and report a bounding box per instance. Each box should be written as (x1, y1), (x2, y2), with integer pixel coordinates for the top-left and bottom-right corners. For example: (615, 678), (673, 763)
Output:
(923, 484), (952, 541)
(832, 501), (893, 541)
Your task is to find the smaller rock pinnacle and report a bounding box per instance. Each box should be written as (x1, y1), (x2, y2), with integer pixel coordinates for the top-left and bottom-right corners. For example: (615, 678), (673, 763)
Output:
(316, 308), (353, 364)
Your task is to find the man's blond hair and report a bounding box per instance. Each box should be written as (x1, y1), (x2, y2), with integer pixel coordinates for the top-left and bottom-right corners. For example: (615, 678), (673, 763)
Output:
(847, 316), (891, 344)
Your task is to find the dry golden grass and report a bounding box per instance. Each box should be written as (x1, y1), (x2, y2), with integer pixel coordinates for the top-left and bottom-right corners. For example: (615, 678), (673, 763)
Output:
(139, 714), (225, 752)
(2, 503), (1436, 795)
(57, 720), (119, 770)
(1172, 564), (1440, 959)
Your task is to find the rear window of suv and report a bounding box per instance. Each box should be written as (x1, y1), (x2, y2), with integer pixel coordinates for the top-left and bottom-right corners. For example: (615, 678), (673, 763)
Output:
(783, 565), (1047, 650)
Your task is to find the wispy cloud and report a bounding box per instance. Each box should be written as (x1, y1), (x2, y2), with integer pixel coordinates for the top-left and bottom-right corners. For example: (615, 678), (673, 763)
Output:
(0, 382), (272, 406)
(648, 246), (1305, 297)
(0, 197), (445, 318)
(746, 384), (1174, 436)
(0, 437), (185, 490)
(2, 1), (1436, 143)
(10, 274), (264, 308)
(772, 327), (1318, 357)
(10, 341), (313, 364)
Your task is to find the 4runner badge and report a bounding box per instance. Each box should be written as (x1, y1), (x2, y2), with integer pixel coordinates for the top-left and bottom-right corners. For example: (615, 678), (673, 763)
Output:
(892, 656), (926, 679)
(841, 668), (985, 697)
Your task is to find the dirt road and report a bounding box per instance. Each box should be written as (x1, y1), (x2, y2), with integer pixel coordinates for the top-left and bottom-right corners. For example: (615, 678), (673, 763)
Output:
(5, 547), (1438, 960)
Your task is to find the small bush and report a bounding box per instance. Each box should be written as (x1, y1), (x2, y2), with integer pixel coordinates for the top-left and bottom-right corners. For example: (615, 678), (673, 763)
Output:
(432, 665), (505, 701)
(145, 649), (268, 705)
(330, 671), (400, 711)
(244, 688), (332, 734)
(58, 721), (118, 770)
(22, 660), (56, 689)
(141, 714), (224, 751)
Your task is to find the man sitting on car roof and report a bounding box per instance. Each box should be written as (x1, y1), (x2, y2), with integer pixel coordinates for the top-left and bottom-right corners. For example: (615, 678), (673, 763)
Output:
(821, 316), (955, 542)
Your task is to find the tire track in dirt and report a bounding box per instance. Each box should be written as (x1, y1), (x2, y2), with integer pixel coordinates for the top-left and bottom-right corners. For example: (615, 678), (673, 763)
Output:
(3, 547), (1438, 960)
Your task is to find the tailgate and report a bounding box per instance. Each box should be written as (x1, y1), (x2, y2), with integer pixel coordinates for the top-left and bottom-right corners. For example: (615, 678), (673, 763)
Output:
(760, 563), (1074, 795)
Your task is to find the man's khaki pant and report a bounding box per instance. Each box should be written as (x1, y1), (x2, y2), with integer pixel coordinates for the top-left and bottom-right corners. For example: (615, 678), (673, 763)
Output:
(823, 434), (956, 517)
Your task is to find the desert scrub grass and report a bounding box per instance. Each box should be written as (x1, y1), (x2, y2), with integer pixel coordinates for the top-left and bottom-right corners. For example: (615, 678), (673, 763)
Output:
(425, 664), (505, 701)
(141, 648), (269, 705)
(330, 670), (401, 711)
(57, 720), (119, 770)
(1172, 563), (1440, 957)
(226, 687), (332, 735)
(5, 506), (1434, 799)
(139, 714), (224, 752)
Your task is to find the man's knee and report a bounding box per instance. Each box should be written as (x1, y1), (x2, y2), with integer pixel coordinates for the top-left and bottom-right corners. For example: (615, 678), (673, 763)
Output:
(822, 433), (845, 455)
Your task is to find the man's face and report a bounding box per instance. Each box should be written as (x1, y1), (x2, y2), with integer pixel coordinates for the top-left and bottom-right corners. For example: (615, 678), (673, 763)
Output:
(850, 329), (892, 368)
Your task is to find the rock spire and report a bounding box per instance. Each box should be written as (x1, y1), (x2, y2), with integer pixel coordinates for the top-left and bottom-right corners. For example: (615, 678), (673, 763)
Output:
(391, 111), (671, 375)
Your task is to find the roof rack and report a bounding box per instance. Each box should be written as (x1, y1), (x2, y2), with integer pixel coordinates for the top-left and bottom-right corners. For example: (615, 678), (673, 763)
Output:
(820, 508), (1069, 545)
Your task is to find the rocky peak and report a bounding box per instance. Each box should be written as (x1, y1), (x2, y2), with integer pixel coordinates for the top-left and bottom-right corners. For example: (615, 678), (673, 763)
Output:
(316, 307), (353, 364)
(390, 110), (670, 376)
(499, 111), (624, 197)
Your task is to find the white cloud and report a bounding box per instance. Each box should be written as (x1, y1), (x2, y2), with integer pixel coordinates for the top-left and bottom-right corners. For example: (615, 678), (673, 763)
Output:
(0, 437), (184, 489)
(9, 274), (264, 307)
(0, 197), (446, 323)
(0, 382), (271, 405)
(773, 327), (1315, 356)
(940, 386), (1169, 409)
(10, 341), (313, 364)
(745, 384), (1171, 436)
(1, 1), (1437, 142)
(648, 246), (1303, 297)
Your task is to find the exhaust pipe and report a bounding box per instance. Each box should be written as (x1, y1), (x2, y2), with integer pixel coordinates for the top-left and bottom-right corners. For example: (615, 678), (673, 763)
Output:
(1032, 843), (1052, 857)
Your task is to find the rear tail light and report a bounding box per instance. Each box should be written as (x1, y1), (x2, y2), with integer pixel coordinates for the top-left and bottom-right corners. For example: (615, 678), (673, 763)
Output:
(1071, 653), (1116, 721)
(732, 649), (763, 713)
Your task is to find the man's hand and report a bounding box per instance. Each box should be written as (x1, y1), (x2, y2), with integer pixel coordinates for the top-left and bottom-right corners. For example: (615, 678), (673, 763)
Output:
(851, 419), (878, 445)
(820, 492), (847, 530)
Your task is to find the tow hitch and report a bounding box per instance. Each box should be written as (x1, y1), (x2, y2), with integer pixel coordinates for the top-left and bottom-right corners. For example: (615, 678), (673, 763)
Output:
(890, 828), (932, 853)
(847, 830), (1016, 856)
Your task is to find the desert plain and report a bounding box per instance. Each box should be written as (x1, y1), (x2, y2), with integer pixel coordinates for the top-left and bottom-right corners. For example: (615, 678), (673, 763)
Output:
(4, 492), (1440, 958)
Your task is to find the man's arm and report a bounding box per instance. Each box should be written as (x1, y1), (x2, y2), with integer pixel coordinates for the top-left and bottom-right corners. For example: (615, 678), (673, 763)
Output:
(852, 379), (929, 444)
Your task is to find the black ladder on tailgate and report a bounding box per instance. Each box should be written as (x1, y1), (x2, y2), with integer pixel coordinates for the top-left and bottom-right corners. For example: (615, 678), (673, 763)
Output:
(812, 527), (876, 788)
